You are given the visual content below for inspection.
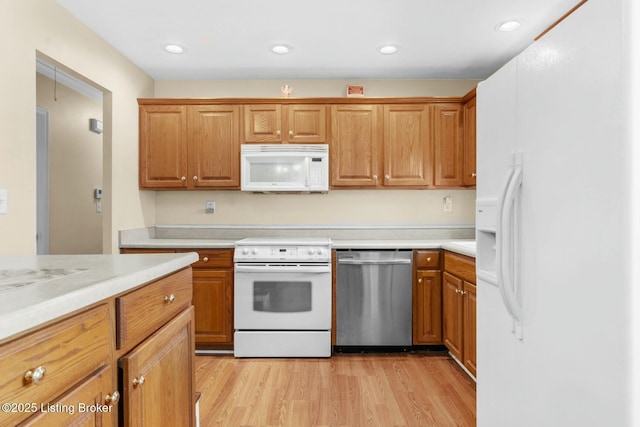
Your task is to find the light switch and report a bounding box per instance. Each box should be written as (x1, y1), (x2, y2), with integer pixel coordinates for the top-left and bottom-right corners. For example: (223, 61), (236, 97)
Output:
(443, 196), (453, 212)
(0, 189), (6, 215)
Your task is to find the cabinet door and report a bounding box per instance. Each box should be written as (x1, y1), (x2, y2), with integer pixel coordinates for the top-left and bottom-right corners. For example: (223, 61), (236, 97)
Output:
(413, 270), (442, 344)
(188, 105), (240, 188)
(463, 281), (477, 377)
(330, 105), (382, 187)
(463, 96), (477, 186)
(193, 269), (233, 344)
(433, 103), (464, 187)
(383, 105), (432, 187)
(285, 105), (327, 143)
(120, 307), (195, 427)
(20, 366), (116, 427)
(442, 271), (463, 361)
(139, 105), (188, 188)
(243, 104), (283, 143)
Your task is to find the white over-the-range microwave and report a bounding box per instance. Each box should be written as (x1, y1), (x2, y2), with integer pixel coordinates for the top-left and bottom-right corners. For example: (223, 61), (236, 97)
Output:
(240, 144), (329, 193)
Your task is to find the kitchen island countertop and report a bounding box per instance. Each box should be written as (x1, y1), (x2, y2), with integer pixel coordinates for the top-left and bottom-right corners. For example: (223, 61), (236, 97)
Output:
(0, 253), (198, 341)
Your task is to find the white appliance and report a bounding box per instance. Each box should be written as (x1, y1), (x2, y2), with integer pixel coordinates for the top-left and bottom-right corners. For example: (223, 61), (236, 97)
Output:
(240, 144), (329, 192)
(476, 1), (640, 426)
(233, 237), (332, 357)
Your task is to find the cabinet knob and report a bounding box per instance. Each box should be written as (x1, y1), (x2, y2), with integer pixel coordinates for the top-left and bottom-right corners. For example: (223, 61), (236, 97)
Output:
(105, 391), (120, 406)
(276, 130), (281, 136)
(202, 257), (209, 262)
(288, 130), (294, 137)
(373, 175), (378, 181)
(385, 174), (390, 180)
(133, 375), (145, 386)
(418, 278), (423, 283)
(193, 176), (198, 181)
(427, 257), (432, 262)
(471, 172), (477, 177)
(24, 366), (46, 384)
(181, 176), (186, 181)
(164, 294), (176, 304)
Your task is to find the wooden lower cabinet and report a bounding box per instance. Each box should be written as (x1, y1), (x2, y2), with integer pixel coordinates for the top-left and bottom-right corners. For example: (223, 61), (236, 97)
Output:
(121, 248), (235, 348)
(413, 250), (442, 344)
(120, 307), (195, 427)
(443, 251), (477, 377)
(193, 269), (233, 345)
(20, 366), (115, 427)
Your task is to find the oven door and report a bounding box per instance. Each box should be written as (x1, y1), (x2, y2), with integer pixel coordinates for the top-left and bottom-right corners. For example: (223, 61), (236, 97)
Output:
(234, 263), (331, 330)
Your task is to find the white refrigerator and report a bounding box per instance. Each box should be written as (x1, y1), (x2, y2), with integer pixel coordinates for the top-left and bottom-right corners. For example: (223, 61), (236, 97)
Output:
(476, 0), (640, 426)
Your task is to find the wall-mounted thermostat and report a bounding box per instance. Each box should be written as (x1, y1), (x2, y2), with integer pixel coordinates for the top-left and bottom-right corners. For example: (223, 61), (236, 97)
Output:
(94, 188), (103, 199)
(89, 118), (103, 134)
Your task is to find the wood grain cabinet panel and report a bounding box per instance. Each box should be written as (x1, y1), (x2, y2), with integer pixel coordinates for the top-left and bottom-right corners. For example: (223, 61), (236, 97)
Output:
(413, 250), (442, 345)
(20, 366), (116, 427)
(0, 304), (112, 426)
(139, 105), (189, 188)
(139, 103), (240, 189)
(433, 103), (464, 187)
(443, 251), (476, 377)
(330, 104), (383, 187)
(117, 267), (192, 352)
(383, 105), (432, 187)
(463, 93), (477, 186)
(187, 105), (241, 188)
(120, 307), (195, 427)
(244, 104), (327, 144)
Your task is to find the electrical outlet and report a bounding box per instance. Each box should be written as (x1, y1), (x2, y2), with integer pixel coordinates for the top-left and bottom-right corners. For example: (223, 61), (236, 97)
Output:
(205, 200), (215, 214)
(443, 196), (453, 212)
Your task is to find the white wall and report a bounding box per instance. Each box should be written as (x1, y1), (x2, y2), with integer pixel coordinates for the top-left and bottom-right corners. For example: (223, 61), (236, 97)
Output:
(0, 0), (155, 254)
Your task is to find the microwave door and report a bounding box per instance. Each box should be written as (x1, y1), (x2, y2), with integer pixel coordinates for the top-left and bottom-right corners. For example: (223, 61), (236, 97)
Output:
(244, 155), (308, 191)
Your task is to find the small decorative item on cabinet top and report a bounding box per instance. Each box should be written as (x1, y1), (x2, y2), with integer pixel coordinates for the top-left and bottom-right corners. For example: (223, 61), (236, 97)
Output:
(281, 85), (292, 97)
(347, 85), (365, 97)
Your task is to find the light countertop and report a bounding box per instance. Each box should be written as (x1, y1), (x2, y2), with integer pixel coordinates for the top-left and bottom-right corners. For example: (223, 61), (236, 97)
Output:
(0, 253), (198, 341)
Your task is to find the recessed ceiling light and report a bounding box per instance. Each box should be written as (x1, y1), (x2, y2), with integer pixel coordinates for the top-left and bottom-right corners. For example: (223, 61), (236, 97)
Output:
(378, 45), (398, 55)
(165, 44), (184, 54)
(272, 45), (292, 54)
(496, 20), (522, 32)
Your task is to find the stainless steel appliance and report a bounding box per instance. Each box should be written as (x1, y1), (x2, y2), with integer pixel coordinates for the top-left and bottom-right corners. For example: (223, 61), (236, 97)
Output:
(233, 237), (332, 357)
(240, 144), (329, 193)
(336, 250), (412, 347)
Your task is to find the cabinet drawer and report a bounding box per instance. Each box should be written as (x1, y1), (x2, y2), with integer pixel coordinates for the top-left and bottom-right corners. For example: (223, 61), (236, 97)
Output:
(0, 304), (112, 426)
(117, 267), (192, 351)
(414, 250), (441, 269)
(444, 251), (476, 283)
(182, 249), (233, 269)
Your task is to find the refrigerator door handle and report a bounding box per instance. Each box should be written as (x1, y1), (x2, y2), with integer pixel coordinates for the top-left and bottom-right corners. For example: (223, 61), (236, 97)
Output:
(496, 154), (524, 334)
(502, 164), (523, 325)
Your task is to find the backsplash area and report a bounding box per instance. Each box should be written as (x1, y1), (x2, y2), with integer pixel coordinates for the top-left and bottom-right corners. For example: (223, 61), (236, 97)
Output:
(153, 189), (476, 226)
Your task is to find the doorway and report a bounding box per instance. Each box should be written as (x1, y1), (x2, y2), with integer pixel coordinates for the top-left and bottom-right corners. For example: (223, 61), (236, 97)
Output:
(36, 59), (104, 254)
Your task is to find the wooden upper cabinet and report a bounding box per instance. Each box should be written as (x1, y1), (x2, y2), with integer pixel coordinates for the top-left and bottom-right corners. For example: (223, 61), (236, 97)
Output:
(330, 105), (382, 187)
(139, 105), (189, 188)
(187, 105), (241, 188)
(243, 104), (327, 143)
(383, 104), (432, 187)
(139, 103), (240, 189)
(463, 94), (477, 186)
(433, 103), (464, 187)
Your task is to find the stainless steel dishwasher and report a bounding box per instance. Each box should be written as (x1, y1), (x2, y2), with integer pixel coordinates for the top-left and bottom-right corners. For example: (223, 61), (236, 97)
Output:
(336, 250), (412, 347)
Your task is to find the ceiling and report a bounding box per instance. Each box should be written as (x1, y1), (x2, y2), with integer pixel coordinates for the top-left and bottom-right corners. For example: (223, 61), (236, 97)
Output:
(56, 0), (580, 81)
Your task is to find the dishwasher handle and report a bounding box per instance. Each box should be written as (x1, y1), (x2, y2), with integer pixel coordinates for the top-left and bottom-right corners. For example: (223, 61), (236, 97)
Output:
(337, 258), (412, 265)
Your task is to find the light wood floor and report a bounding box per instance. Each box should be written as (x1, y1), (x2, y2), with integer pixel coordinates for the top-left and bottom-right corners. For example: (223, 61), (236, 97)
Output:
(195, 351), (476, 427)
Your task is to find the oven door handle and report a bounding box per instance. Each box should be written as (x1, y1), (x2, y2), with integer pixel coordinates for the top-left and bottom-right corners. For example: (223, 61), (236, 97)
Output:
(235, 265), (331, 274)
